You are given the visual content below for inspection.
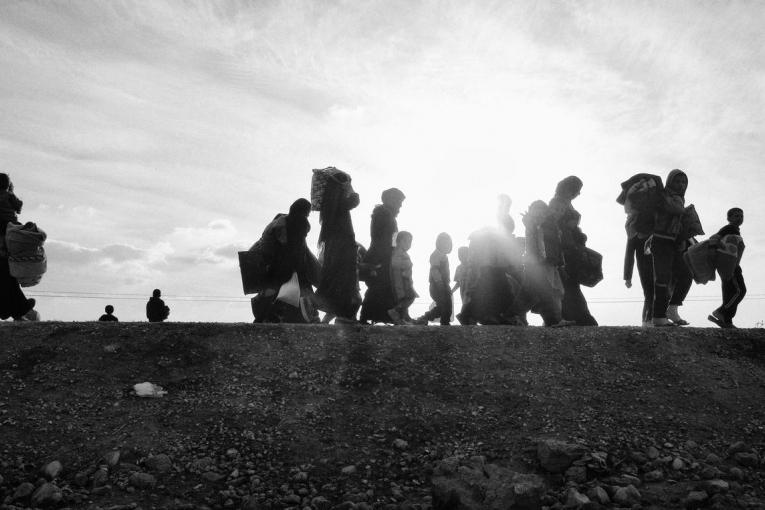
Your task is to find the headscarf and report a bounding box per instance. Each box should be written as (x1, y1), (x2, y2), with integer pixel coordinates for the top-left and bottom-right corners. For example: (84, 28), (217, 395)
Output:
(381, 187), (405, 204)
(554, 176), (583, 199)
(665, 169), (687, 198)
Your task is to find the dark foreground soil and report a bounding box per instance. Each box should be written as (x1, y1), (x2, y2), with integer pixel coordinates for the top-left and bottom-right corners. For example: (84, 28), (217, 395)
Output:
(1, 322), (764, 510)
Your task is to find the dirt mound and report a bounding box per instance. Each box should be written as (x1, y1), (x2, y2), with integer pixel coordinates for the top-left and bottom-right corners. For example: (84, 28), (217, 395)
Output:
(0, 322), (764, 509)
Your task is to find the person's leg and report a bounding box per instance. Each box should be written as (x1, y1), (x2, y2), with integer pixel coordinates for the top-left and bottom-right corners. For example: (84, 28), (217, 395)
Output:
(718, 268), (746, 323)
(668, 250), (692, 325)
(635, 247), (654, 324)
(651, 237), (674, 324)
(438, 291), (453, 325)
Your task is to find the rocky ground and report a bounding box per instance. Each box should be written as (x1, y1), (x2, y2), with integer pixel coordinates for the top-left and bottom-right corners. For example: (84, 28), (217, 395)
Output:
(0, 322), (764, 510)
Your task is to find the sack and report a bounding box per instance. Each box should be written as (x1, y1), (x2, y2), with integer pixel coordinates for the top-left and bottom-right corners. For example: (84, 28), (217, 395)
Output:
(617, 174), (664, 210)
(715, 235), (742, 281)
(683, 240), (715, 284)
(276, 272), (300, 308)
(310, 167), (354, 211)
(681, 204), (704, 237)
(238, 249), (270, 294)
(576, 247), (603, 287)
(6, 222), (47, 287)
(618, 174), (664, 236)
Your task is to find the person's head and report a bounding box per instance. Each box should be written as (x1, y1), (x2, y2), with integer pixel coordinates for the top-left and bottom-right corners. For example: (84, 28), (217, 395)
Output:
(395, 230), (413, 251)
(152, 289), (161, 298)
(555, 176), (583, 200)
(381, 188), (406, 216)
(105, 305), (114, 314)
(457, 246), (469, 263)
(666, 169), (688, 196)
(0, 173), (9, 191)
(497, 194), (512, 214)
(288, 198), (312, 218)
(523, 200), (549, 227)
(436, 232), (453, 254)
(727, 207), (744, 227)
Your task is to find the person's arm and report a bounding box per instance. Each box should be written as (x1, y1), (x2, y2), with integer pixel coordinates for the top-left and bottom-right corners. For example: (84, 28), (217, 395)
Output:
(9, 193), (22, 214)
(624, 237), (636, 287)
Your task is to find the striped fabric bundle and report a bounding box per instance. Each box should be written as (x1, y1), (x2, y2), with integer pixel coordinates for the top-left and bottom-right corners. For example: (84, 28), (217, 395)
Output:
(6, 221), (47, 287)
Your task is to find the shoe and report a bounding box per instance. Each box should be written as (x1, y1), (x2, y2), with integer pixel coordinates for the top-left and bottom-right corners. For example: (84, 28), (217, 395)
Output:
(23, 309), (40, 321)
(652, 318), (676, 327)
(387, 308), (405, 325)
(551, 320), (575, 328)
(707, 314), (730, 329)
(667, 305), (688, 326)
(641, 321), (653, 328)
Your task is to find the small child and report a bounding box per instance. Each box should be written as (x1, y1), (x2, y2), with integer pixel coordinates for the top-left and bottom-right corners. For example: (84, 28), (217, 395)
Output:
(388, 231), (418, 325)
(0, 173), (23, 235)
(708, 208), (746, 328)
(99, 304), (119, 322)
(417, 232), (453, 325)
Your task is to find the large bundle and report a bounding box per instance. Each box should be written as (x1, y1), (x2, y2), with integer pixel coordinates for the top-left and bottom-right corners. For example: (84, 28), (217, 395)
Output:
(617, 173), (664, 236)
(6, 222), (47, 287)
(715, 234), (743, 281)
(310, 167), (354, 211)
(684, 240), (715, 284)
(238, 248), (270, 295)
(575, 247), (603, 288)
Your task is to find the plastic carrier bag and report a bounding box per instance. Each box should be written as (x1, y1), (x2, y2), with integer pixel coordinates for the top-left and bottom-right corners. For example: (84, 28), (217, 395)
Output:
(6, 222), (47, 287)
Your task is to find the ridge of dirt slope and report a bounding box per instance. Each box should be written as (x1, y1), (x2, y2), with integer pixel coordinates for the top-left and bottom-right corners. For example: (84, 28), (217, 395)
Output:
(0, 322), (764, 510)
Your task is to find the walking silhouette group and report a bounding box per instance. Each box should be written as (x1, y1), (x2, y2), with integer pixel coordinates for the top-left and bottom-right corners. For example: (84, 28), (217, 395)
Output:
(240, 167), (747, 328)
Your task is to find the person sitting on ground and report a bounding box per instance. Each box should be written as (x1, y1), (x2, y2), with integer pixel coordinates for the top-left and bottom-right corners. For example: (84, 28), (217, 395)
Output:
(708, 207), (746, 329)
(99, 304), (119, 322)
(388, 231), (418, 325)
(146, 289), (170, 322)
(416, 232), (453, 326)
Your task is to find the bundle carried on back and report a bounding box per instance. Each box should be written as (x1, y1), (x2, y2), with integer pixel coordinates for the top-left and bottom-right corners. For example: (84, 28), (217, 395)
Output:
(6, 221), (47, 287)
(617, 173), (664, 236)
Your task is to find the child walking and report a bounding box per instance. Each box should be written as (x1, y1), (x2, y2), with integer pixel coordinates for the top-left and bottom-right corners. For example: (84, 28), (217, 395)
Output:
(417, 232), (453, 325)
(388, 231), (418, 324)
(708, 208), (746, 328)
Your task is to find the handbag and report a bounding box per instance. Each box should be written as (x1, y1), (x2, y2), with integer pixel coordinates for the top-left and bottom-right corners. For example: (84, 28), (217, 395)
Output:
(576, 247), (604, 287)
(276, 272), (301, 308)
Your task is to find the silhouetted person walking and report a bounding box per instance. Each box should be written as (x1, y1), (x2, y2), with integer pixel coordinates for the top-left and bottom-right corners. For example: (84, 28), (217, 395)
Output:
(146, 289), (170, 322)
(649, 170), (690, 327)
(0, 173), (37, 321)
(708, 208), (746, 328)
(99, 304), (119, 322)
(313, 167), (361, 323)
(360, 188), (405, 324)
(549, 176), (597, 326)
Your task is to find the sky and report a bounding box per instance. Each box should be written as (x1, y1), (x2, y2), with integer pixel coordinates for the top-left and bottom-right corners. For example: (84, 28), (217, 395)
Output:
(1, 0), (764, 325)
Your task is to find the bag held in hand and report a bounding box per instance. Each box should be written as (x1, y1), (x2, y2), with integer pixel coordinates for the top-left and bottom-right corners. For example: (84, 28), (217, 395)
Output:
(576, 247), (603, 288)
